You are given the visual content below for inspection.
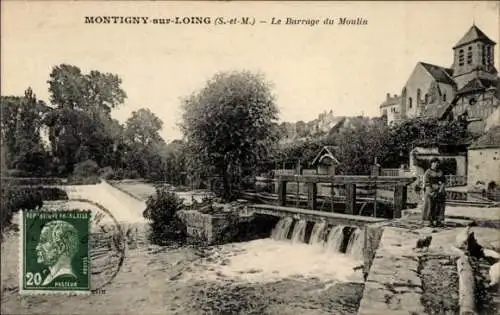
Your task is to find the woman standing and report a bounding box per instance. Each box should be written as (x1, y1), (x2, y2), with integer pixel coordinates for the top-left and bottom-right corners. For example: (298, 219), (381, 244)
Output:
(422, 158), (446, 227)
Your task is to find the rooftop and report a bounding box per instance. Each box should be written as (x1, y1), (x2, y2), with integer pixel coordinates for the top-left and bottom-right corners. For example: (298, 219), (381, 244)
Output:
(419, 62), (455, 86)
(453, 25), (496, 49)
(457, 77), (499, 95)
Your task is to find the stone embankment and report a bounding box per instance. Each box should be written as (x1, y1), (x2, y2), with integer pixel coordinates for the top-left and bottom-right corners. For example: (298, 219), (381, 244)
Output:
(358, 206), (500, 315)
(358, 227), (427, 314)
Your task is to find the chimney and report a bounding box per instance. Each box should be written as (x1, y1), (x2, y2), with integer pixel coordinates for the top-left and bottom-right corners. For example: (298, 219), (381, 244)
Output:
(393, 94), (397, 98)
(386, 93), (390, 100)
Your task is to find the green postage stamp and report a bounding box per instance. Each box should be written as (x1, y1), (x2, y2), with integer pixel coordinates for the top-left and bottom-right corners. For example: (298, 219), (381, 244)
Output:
(20, 210), (91, 294)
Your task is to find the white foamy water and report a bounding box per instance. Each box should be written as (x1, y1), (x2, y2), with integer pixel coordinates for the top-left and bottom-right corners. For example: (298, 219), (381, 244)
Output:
(309, 221), (326, 245)
(185, 238), (364, 284)
(346, 228), (364, 261)
(326, 225), (345, 253)
(271, 216), (293, 240)
(291, 219), (307, 243)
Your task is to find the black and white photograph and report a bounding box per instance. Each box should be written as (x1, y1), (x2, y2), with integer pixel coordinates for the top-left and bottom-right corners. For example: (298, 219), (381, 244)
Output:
(1, 1), (499, 314)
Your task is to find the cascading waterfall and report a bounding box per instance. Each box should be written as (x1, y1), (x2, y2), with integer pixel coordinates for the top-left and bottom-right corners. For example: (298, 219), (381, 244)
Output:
(345, 228), (364, 261)
(325, 225), (345, 253)
(309, 222), (326, 246)
(270, 219), (364, 261)
(291, 219), (307, 243)
(271, 217), (294, 241)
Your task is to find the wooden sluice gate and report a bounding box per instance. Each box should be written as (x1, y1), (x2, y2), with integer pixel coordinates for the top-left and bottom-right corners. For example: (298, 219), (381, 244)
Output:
(274, 174), (416, 218)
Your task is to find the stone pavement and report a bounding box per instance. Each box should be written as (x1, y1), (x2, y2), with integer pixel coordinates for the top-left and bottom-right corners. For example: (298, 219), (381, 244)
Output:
(358, 227), (426, 315)
(357, 222), (475, 315)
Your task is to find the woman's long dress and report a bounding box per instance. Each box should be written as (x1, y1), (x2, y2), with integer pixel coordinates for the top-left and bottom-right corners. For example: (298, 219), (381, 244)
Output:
(422, 168), (446, 222)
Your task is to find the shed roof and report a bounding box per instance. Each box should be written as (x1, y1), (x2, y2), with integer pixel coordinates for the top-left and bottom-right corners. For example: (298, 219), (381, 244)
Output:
(310, 146), (340, 166)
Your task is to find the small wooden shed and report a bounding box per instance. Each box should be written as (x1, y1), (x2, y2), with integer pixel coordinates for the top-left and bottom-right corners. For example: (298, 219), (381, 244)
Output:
(310, 146), (341, 175)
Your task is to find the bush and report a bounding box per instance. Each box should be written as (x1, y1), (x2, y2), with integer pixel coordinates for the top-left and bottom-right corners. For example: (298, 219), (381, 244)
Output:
(73, 159), (100, 177)
(143, 187), (186, 245)
(1, 185), (15, 235)
(35, 187), (69, 201)
(99, 166), (115, 180)
(68, 159), (101, 184)
(67, 175), (100, 185)
(1, 185), (50, 237)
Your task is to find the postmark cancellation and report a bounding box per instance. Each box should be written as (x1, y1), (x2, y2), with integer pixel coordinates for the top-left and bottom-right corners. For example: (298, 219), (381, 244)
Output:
(19, 210), (91, 295)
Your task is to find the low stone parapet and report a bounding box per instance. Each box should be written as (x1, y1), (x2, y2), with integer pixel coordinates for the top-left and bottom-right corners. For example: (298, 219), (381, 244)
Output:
(358, 227), (426, 314)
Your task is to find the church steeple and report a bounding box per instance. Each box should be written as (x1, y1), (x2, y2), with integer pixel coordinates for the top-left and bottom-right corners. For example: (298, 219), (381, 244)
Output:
(452, 24), (497, 89)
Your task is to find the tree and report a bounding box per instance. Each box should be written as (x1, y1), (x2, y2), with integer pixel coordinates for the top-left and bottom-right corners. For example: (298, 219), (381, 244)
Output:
(123, 109), (164, 147)
(378, 117), (476, 168)
(0, 88), (50, 174)
(332, 117), (390, 175)
(45, 64), (127, 174)
(180, 71), (279, 200)
(48, 64), (126, 113)
(122, 108), (167, 179)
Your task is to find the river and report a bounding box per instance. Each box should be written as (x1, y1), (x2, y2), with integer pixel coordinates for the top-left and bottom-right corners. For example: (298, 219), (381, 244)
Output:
(1, 182), (366, 315)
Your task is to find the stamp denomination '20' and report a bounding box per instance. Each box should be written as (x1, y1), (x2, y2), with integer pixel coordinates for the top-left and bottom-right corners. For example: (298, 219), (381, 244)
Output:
(20, 210), (91, 294)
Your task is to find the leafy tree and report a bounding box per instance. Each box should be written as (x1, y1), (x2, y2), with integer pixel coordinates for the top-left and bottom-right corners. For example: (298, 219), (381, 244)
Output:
(379, 117), (475, 168)
(0, 88), (50, 174)
(180, 71), (279, 200)
(122, 108), (167, 179)
(124, 109), (164, 147)
(48, 64), (126, 113)
(45, 64), (127, 174)
(330, 118), (389, 175)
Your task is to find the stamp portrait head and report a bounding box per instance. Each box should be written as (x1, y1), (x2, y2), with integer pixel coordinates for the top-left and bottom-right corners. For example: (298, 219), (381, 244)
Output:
(36, 220), (80, 267)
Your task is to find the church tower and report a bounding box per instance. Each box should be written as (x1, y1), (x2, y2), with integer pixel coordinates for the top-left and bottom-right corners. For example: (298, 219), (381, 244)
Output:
(452, 24), (497, 90)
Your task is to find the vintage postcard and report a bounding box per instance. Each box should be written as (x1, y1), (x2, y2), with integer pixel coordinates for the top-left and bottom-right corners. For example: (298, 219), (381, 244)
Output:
(1, 1), (499, 314)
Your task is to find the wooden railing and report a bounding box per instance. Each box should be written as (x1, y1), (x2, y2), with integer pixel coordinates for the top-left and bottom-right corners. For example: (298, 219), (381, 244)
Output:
(445, 175), (467, 187)
(380, 168), (400, 177)
(276, 174), (416, 218)
(413, 175), (467, 188)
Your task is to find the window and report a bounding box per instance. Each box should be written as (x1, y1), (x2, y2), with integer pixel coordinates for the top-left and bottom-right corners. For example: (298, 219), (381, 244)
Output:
(417, 89), (421, 104)
(467, 51), (473, 64)
(486, 46), (492, 65)
(459, 49), (464, 66)
(443, 93), (447, 102)
(481, 44), (486, 65)
(425, 93), (429, 103)
(409, 97), (413, 108)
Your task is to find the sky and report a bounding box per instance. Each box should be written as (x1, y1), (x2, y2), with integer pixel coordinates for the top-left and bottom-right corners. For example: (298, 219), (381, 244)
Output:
(1, 1), (499, 142)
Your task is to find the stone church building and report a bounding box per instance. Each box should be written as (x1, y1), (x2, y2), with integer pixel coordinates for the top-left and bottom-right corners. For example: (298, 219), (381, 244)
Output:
(380, 24), (499, 134)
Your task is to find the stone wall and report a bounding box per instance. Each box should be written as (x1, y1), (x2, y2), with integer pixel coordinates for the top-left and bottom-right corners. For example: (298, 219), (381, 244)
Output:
(362, 222), (389, 279)
(358, 227), (426, 314)
(468, 148), (500, 187)
(176, 210), (247, 245)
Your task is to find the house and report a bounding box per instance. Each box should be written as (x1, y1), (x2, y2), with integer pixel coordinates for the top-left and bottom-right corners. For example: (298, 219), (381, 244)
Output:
(380, 94), (402, 125)
(310, 146), (341, 175)
(380, 24), (499, 131)
(467, 125), (500, 188)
